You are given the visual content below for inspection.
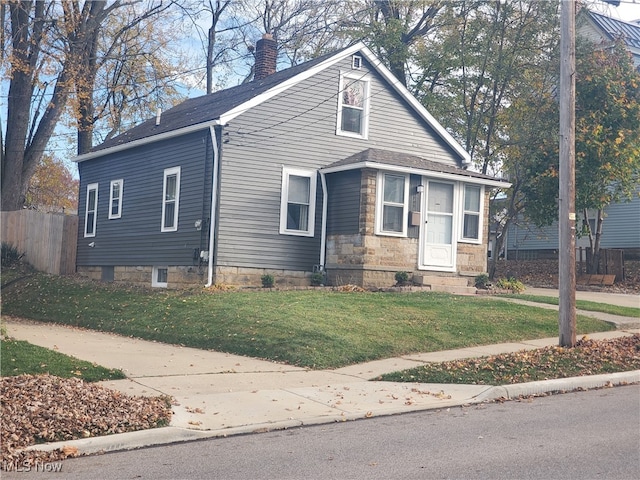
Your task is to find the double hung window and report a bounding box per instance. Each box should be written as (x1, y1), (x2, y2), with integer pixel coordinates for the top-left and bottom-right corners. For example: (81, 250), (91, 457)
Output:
(109, 179), (123, 219)
(337, 73), (369, 138)
(162, 167), (181, 232)
(84, 183), (98, 237)
(279, 167), (316, 237)
(462, 185), (482, 242)
(376, 172), (409, 236)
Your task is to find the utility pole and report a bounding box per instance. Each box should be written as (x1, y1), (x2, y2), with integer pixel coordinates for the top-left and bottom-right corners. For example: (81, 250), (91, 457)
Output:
(558, 0), (576, 347)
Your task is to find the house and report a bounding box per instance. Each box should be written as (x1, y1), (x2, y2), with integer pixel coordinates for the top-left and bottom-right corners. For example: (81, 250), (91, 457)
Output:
(73, 36), (508, 290)
(505, 10), (640, 262)
(577, 9), (640, 70)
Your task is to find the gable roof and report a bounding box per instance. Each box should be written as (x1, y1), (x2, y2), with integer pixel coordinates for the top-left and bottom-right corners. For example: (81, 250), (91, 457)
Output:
(74, 42), (470, 164)
(586, 10), (640, 50)
(322, 148), (509, 188)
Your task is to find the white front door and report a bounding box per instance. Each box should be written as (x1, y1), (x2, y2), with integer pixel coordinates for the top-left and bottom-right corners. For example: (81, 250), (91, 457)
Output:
(422, 181), (455, 269)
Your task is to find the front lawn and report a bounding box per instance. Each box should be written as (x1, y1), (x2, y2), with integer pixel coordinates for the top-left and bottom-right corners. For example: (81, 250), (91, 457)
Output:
(500, 294), (640, 318)
(0, 273), (616, 369)
(380, 334), (640, 385)
(0, 338), (125, 382)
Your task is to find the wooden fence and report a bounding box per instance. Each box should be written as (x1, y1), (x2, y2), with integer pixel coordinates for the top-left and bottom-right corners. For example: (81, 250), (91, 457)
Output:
(1, 210), (78, 275)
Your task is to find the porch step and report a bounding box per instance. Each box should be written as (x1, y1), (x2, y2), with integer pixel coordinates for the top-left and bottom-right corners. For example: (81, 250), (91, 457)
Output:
(414, 275), (477, 295)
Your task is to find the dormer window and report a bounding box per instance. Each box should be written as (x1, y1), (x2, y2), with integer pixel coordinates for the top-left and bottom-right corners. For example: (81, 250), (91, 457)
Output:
(336, 72), (370, 139)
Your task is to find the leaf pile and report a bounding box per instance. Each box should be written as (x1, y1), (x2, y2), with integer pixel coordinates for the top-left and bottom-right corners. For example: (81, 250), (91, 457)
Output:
(0, 374), (172, 469)
(381, 334), (640, 385)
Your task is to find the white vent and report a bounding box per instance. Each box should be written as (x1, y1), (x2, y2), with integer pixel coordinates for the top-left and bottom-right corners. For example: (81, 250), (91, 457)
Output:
(352, 55), (362, 70)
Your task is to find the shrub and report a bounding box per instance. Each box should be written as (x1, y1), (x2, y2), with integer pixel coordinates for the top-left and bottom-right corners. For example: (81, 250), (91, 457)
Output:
(496, 277), (525, 293)
(395, 271), (410, 285)
(475, 273), (490, 289)
(261, 274), (275, 288)
(310, 271), (325, 286)
(1, 242), (24, 268)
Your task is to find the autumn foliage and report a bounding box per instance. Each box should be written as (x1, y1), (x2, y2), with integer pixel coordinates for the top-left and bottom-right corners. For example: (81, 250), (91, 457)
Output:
(25, 155), (78, 213)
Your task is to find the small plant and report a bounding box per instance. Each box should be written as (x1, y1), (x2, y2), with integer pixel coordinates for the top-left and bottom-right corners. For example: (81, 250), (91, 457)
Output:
(394, 271), (410, 285)
(1, 242), (24, 268)
(475, 273), (490, 289)
(261, 274), (275, 288)
(310, 271), (325, 286)
(496, 277), (525, 293)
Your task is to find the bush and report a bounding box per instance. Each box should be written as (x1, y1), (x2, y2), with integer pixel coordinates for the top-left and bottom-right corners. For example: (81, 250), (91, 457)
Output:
(310, 271), (325, 286)
(475, 273), (490, 289)
(496, 277), (525, 293)
(261, 274), (275, 288)
(1, 242), (24, 268)
(395, 271), (410, 285)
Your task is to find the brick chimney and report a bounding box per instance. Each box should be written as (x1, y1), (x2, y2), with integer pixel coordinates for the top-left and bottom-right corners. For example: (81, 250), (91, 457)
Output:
(254, 33), (277, 81)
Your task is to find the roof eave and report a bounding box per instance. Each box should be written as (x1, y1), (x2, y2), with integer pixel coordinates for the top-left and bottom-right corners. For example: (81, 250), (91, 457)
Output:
(321, 161), (511, 188)
(73, 119), (223, 163)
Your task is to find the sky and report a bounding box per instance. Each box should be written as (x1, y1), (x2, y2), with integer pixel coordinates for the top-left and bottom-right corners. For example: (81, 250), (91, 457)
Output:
(592, 0), (640, 22)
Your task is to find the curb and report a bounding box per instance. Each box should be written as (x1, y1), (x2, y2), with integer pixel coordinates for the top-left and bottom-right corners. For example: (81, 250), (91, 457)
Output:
(473, 370), (640, 402)
(25, 371), (640, 457)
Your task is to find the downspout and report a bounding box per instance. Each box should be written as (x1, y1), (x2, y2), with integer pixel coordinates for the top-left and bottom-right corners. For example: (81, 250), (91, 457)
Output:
(206, 125), (220, 287)
(319, 171), (328, 270)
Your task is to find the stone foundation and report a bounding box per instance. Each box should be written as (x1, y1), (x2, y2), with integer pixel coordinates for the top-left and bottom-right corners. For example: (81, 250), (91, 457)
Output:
(214, 266), (313, 287)
(77, 265), (205, 289)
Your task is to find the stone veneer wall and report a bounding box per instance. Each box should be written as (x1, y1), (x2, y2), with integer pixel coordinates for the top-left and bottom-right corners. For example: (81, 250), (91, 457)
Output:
(325, 170), (492, 288)
(77, 265), (205, 289)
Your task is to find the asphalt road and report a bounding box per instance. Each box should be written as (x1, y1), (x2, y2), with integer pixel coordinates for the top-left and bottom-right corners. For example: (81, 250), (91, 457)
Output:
(5, 385), (639, 480)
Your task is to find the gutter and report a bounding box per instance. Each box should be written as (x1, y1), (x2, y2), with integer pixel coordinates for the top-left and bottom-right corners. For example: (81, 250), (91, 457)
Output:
(319, 171), (328, 270)
(206, 126), (220, 287)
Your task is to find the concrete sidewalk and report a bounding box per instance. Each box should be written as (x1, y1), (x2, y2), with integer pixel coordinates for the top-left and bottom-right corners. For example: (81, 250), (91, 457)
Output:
(3, 287), (640, 456)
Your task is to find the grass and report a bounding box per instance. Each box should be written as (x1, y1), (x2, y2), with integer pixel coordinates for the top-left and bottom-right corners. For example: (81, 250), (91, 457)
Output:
(380, 334), (640, 385)
(501, 294), (640, 318)
(0, 338), (126, 382)
(1, 272), (617, 369)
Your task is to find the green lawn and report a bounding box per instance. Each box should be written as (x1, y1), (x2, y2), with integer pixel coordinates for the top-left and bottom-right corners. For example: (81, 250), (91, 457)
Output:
(0, 273), (617, 369)
(501, 294), (640, 318)
(0, 338), (125, 381)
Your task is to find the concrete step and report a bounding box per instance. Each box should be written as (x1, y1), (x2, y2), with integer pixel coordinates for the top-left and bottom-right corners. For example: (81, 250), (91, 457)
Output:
(428, 284), (478, 295)
(414, 275), (470, 287)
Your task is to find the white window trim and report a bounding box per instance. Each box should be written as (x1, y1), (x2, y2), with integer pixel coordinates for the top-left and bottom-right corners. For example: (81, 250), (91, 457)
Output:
(161, 166), (181, 232)
(459, 184), (484, 244)
(352, 55), (362, 70)
(336, 71), (370, 139)
(152, 266), (168, 288)
(108, 179), (123, 219)
(84, 182), (98, 238)
(375, 172), (409, 237)
(279, 166), (317, 237)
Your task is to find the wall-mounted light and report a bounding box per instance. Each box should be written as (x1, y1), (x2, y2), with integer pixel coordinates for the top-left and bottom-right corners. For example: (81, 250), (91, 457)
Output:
(416, 185), (424, 193)
(88, 242), (95, 248)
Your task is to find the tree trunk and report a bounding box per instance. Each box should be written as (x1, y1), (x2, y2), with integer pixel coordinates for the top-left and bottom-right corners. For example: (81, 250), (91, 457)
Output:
(587, 209), (605, 274)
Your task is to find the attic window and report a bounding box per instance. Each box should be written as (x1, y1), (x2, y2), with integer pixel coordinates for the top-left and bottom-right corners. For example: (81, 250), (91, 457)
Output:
(352, 55), (362, 70)
(336, 72), (370, 139)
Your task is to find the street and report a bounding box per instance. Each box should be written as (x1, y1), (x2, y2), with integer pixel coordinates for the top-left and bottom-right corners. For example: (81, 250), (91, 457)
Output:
(5, 385), (639, 480)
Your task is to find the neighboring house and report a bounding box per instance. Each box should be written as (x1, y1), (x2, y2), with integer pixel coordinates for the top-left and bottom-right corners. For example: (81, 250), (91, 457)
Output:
(74, 36), (508, 290)
(505, 193), (640, 261)
(578, 9), (640, 70)
(505, 9), (640, 262)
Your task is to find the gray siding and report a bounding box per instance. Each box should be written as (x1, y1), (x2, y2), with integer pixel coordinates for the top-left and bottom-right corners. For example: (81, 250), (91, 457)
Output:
(327, 170), (361, 235)
(216, 55), (461, 271)
(506, 196), (640, 252)
(77, 131), (210, 266)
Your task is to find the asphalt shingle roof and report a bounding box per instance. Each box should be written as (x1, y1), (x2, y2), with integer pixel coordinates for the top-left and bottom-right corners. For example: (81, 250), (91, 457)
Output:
(91, 48), (347, 153)
(324, 148), (505, 182)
